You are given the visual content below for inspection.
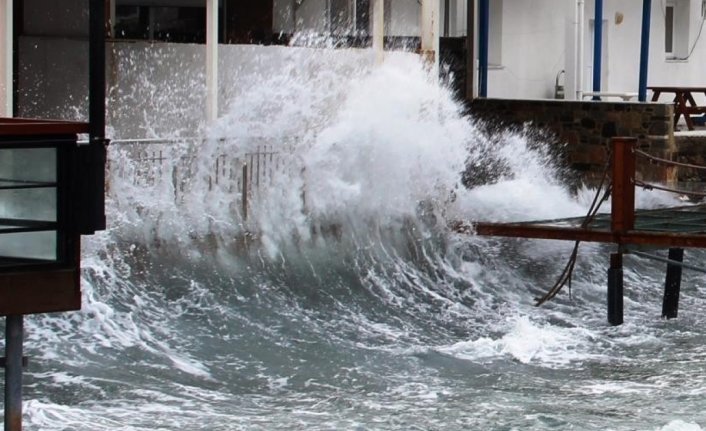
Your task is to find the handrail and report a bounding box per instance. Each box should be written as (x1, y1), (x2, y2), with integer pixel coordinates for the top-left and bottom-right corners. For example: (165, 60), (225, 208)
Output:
(635, 148), (706, 171)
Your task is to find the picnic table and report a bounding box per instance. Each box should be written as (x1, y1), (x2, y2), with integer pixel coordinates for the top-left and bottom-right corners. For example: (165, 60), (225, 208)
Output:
(649, 86), (706, 130)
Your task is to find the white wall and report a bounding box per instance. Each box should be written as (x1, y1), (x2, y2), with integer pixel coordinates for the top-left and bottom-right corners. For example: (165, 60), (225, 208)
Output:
(482, 1), (706, 101)
(0, 0), (11, 116)
(486, 0), (573, 99)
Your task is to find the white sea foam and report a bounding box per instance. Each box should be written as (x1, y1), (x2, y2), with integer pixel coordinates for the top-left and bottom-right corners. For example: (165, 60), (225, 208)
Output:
(438, 315), (602, 367)
(659, 420), (703, 431)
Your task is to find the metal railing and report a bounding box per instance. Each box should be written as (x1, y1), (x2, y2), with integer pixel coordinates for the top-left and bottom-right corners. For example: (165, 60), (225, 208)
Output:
(107, 138), (288, 221)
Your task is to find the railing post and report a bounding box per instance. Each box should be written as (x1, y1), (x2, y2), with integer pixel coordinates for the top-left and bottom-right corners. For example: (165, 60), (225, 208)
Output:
(242, 163), (248, 222)
(611, 137), (636, 234)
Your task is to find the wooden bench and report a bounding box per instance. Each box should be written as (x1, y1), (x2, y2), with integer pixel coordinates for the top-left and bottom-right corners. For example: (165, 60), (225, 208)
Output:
(649, 86), (706, 131)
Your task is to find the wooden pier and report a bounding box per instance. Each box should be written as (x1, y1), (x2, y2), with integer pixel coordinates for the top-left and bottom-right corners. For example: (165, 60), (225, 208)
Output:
(459, 137), (706, 325)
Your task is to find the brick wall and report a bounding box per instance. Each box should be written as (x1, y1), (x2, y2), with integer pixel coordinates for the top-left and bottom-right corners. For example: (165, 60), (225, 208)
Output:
(469, 98), (676, 185)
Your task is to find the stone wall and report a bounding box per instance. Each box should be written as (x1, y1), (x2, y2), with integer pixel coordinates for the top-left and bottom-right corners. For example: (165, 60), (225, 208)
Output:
(469, 98), (676, 185)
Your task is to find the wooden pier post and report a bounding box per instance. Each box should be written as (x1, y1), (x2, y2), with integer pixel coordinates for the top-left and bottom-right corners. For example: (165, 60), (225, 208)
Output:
(607, 253), (624, 325)
(4, 315), (23, 431)
(611, 137), (636, 234)
(662, 247), (684, 319)
(606, 138), (636, 326)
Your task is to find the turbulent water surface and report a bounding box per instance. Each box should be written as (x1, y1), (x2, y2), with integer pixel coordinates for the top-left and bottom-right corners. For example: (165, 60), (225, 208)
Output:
(4, 46), (706, 431)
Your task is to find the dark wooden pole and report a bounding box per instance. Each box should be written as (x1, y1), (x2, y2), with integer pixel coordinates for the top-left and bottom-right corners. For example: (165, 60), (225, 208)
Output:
(84, 0), (107, 234)
(607, 137), (636, 326)
(608, 253), (624, 325)
(662, 247), (684, 319)
(4, 315), (23, 431)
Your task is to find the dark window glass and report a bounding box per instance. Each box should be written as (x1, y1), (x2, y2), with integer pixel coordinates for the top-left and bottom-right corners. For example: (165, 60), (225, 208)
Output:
(665, 5), (674, 54)
(115, 6), (207, 43)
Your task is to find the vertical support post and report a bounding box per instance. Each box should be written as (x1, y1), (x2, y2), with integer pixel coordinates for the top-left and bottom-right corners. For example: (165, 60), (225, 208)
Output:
(607, 253), (624, 325)
(465, 0), (475, 101)
(610, 137), (636, 234)
(662, 248), (684, 319)
(0, 0), (12, 116)
(86, 0), (107, 234)
(638, 0), (652, 102)
(4, 315), (24, 431)
(372, 0), (384, 64)
(592, 0), (603, 100)
(242, 164), (248, 221)
(420, 0), (440, 70)
(206, 0), (219, 123)
(478, 0), (489, 97)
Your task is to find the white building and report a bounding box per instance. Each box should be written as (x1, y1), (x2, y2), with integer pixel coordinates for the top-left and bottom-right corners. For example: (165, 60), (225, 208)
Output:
(1, 0), (705, 119)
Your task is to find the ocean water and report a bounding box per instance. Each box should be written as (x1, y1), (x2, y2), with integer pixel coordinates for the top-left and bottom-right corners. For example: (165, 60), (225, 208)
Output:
(4, 46), (706, 431)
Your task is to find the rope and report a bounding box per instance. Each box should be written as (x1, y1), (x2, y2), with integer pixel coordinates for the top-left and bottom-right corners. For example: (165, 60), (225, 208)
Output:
(534, 156), (612, 306)
(635, 149), (706, 171)
(630, 250), (706, 275)
(635, 180), (706, 198)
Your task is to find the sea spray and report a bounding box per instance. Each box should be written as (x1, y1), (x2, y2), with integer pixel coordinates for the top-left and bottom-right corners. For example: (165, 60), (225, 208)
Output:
(15, 43), (705, 431)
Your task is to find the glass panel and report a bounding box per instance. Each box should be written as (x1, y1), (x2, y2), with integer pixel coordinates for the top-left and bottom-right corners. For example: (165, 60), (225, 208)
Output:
(0, 188), (57, 222)
(0, 231), (56, 261)
(0, 148), (56, 184)
(0, 147), (58, 263)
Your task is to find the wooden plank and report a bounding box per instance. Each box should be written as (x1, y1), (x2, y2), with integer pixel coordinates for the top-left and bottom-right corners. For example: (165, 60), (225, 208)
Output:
(473, 222), (617, 243)
(472, 221), (706, 248)
(0, 268), (80, 316)
(0, 118), (89, 136)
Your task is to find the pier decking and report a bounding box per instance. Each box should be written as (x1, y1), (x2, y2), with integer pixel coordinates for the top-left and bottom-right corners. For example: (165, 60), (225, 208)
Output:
(460, 137), (706, 325)
(472, 204), (706, 248)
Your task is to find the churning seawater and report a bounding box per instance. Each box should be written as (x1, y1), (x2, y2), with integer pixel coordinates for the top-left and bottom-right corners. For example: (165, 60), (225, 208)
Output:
(6, 47), (706, 431)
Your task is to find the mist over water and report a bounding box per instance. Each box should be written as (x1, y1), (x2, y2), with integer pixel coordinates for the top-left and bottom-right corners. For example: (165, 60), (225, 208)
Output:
(8, 44), (706, 430)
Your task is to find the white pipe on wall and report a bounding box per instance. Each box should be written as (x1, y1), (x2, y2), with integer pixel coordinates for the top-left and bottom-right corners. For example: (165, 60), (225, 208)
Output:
(206, 0), (218, 123)
(420, 0), (440, 70)
(576, 0), (585, 100)
(373, 0), (384, 64)
(0, 0), (12, 116)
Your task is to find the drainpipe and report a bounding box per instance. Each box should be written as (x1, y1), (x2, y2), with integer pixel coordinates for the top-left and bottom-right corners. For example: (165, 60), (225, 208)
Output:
(478, 0), (489, 97)
(206, 0), (218, 123)
(577, 0), (584, 100)
(639, 0), (652, 102)
(0, 0), (11, 116)
(592, 0), (603, 100)
(420, 0), (440, 70)
(373, 0), (384, 64)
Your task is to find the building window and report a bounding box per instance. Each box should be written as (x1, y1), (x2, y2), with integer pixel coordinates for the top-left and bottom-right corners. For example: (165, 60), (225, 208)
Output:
(665, 0), (689, 59)
(114, 6), (207, 43)
(665, 4), (674, 54)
